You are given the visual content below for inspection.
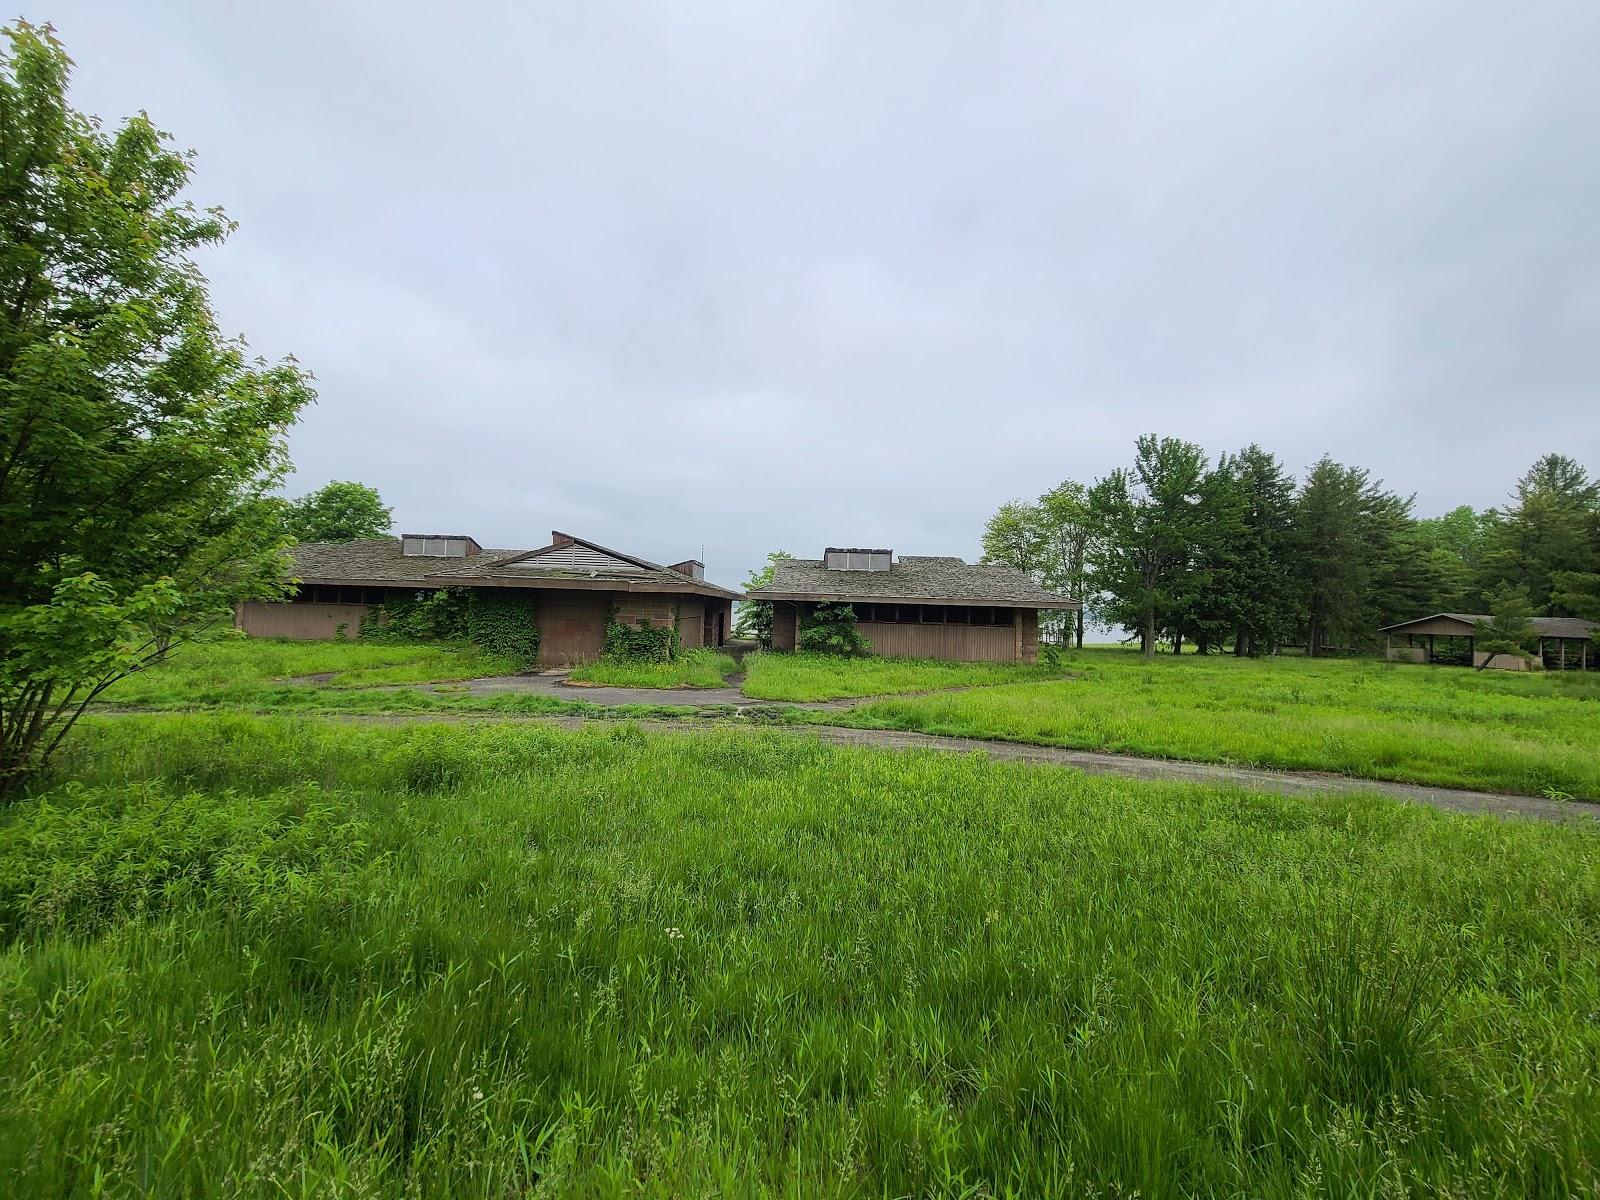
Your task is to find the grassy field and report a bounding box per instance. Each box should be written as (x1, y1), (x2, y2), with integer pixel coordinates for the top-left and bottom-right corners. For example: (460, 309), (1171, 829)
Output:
(742, 652), (1052, 701)
(91, 640), (1600, 800)
(99, 637), (525, 708)
(2, 714), (1597, 1196)
(567, 649), (739, 689)
(805, 648), (1600, 799)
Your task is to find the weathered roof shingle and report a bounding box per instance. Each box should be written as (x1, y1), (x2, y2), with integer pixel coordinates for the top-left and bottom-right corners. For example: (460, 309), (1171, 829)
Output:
(288, 536), (741, 599)
(1380, 612), (1598, 639)
(748, 555), (1078, 609)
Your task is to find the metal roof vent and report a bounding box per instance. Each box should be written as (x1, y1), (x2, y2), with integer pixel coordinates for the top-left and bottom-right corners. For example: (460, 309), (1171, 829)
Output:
(400, 534), (480, 557)
(824, 547), (892, 571)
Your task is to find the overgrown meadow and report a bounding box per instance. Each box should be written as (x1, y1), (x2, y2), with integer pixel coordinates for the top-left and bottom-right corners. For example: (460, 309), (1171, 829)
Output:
(3, 716), (1597, 1197)
(809, 648), (1600, 799)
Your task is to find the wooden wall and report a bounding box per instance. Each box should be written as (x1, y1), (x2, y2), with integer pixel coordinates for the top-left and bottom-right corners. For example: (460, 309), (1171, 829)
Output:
(240, 589), (733, 662)
(772, 605), (798, 652)
(535, 593), (610, 666)
(236, 601), (370, 640)
(855, 621), (1018, 662)
(677, 598), (705, 649)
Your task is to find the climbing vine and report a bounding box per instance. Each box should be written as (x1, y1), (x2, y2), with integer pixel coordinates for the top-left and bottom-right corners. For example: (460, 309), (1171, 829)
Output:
(360, 588), (469, 642)
(466, 591), (541, 666)
(603, 615), (680, 663)
(362, 587), (540, 668)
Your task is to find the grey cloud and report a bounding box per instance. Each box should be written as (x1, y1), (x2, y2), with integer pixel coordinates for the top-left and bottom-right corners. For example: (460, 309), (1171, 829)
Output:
(40, 0), (1600, 583)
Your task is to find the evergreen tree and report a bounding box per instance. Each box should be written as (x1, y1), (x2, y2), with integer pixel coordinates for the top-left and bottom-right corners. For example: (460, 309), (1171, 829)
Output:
(1480, 455), (1599, 611)
(1182, 445), (1296, 656)
(1290, 458), (1410, 655)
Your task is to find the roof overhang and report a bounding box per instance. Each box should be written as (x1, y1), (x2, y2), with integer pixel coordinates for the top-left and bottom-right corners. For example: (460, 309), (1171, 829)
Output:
(748, 589), (1080, 610)
(1378, 614), (1481, 634)
(295, 573), (741, 601)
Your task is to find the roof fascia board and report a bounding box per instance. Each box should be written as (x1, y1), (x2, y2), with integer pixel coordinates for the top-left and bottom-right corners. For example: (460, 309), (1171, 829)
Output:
(751, 590), (1079, 610)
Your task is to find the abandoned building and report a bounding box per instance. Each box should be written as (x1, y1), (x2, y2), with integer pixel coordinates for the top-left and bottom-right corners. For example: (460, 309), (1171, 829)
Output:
(745, 547), (1078, 663)
(1381, 613), (1598, 670)
(235, 531), (740, 666)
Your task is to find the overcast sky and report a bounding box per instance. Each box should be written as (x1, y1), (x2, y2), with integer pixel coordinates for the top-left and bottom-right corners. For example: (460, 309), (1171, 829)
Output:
(39, 2), (1600, 588)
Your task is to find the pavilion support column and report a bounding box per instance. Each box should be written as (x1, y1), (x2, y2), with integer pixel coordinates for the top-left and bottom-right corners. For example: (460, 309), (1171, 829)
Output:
(1428, 634), (1435, 663)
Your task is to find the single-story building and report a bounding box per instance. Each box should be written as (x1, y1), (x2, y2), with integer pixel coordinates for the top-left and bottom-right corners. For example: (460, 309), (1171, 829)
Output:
(1380, 612), (1597, 670)
(236, 531), (741, 666)
(745, 547), (1078, 663)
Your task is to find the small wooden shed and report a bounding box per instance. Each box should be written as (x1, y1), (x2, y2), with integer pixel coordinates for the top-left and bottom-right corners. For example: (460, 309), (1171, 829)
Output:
(1379, 613), (1597, 670)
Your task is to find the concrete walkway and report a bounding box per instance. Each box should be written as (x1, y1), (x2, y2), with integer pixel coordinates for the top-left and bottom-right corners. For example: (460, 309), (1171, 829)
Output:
(277, 708), (1598, 825)
(246, 672), (1600, 824)
(437, 672), (950, 711)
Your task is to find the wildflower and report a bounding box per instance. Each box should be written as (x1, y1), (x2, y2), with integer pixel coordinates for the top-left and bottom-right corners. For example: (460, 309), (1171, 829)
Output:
(471, 1086), (484, 1102)
(666, 927), (683, 940)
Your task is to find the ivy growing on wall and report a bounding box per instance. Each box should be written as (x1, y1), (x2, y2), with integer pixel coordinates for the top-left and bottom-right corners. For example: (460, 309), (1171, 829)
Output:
(360, 588), (469, 642)
(603, 616), (680, 663)
(466, 591), (541, 666)
(362, 587), (540, 668)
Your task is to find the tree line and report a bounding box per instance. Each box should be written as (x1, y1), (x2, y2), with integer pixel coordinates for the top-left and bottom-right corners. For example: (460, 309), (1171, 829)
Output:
(982, 436), (1600, 659)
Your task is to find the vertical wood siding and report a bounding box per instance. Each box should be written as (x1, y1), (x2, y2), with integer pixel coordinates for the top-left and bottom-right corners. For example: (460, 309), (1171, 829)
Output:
(854, 621), (1018, 661)
(236, 601), (370, 640)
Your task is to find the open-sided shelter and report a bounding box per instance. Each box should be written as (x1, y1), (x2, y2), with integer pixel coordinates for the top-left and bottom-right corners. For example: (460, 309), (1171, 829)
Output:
(1380, 612), (1597, 670)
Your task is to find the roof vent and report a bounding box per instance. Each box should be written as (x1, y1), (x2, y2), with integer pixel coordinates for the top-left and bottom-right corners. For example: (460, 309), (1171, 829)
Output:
(668, 559), (705, 580)
(400, 534), (480, 558)
(824, 547), (892, 572)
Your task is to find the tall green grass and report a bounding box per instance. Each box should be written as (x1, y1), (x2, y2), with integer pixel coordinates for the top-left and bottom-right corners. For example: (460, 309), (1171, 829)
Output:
(99, 636), (523, 707)
(2, 715), (1597, 1196)
(742, 652), (1052, 701)
(818, 648), (1600, 798)
(567, 649), (738, 689)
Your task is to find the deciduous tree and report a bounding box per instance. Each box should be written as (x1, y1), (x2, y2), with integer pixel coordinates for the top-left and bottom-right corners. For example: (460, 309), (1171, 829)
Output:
(1086, 435), (1209, 659)
(0, 22), (314, 796)
(287, 480), (392, 543)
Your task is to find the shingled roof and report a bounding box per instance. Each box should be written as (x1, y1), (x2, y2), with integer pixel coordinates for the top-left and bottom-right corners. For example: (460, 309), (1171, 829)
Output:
(748, 555), (1078, 609)
(287, 535), (741, 599)
(1380, 613), (1598, 639)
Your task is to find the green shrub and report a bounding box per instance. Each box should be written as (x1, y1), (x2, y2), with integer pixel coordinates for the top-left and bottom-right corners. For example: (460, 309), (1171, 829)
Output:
(796, 602), (871, 656)
(603, 616), (679, 663)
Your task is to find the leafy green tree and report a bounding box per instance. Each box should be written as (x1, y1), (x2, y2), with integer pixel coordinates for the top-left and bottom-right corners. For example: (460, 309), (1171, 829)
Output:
(286, 480), (392, 543)
(734, 550), (792, 647)
(0, 22), (314, 797)
(981, 489), (1093, 647)
(980, 501), (1046, 576)
(1474, 585), (1537, 671)
(1036, 481), (1095, 648)
(1086, 435), (1209, 658)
